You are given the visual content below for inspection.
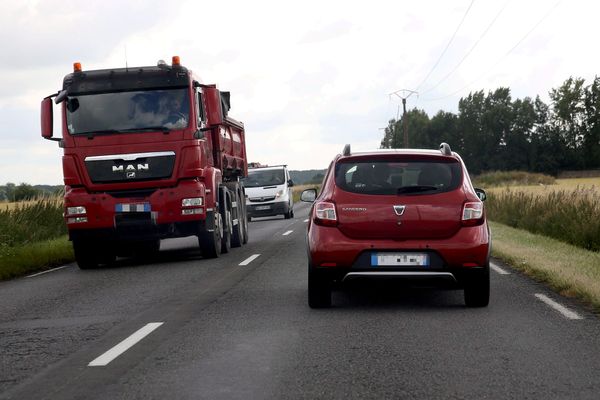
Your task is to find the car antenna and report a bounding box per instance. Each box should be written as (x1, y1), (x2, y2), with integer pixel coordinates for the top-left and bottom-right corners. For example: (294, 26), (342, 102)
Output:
(343, 144), (351, 156)
(439, 142), (452, 156)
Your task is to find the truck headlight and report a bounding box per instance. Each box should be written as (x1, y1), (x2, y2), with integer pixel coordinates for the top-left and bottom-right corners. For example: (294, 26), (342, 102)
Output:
(182, 197), (203, 207)
(66, 206), (87, 215)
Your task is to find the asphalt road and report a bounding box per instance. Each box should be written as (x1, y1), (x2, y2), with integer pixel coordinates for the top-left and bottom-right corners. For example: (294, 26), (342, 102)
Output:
(1, 202), (600, 399)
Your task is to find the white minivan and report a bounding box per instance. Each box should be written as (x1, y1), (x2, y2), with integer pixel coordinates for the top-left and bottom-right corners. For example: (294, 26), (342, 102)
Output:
(243, 165), (294, 220)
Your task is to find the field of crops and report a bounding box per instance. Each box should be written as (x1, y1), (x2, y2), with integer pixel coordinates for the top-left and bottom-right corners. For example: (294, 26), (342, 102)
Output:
(486, 177), (600, 251)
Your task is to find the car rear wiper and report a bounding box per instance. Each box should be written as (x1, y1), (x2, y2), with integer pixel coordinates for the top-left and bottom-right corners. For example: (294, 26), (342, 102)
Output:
(396, 185), (439, 194)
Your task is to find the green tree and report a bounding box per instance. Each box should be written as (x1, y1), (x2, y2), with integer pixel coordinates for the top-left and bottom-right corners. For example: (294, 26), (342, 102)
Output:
(13, 183), (39, 201)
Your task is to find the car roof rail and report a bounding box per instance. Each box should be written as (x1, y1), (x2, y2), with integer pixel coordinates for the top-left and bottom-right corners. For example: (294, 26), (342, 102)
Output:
(343, 144), (351, 156)
(439, 142), (452, 156)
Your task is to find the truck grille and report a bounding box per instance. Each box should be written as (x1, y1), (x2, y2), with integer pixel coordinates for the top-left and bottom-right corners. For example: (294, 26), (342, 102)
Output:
(249, 196), (276, 203)
(85, 151), (175, 184)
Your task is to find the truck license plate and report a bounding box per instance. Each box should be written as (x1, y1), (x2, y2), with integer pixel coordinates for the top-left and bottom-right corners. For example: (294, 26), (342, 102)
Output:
(116, 203), (151, 212)
(371, 252), (429, 267)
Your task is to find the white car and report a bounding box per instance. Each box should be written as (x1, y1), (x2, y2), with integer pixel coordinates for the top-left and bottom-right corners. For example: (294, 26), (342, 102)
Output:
(243, 165), (294, 220)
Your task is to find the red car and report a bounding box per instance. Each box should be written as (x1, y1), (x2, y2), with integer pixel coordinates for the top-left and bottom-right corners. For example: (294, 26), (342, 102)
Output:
(301, 143), (490, 308)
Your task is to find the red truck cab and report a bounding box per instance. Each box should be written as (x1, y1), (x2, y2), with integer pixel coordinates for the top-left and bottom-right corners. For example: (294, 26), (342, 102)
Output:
(41, 56), (249, 268)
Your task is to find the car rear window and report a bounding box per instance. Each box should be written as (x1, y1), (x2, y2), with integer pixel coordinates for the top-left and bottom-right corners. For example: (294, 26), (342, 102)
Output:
(335, 159), (462, 195)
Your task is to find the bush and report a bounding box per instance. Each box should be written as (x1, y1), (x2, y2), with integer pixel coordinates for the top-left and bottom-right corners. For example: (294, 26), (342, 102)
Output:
(486, 187), (600, 251)
(0, 198), (66, 248)
(473, 171), (555, 187)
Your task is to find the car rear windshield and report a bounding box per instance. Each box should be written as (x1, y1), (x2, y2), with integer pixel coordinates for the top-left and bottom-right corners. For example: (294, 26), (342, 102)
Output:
(335, 158), (462, 195)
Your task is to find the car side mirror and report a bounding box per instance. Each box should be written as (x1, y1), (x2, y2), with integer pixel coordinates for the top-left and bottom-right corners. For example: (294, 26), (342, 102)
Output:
(287, 179), (294, 187)
(475, 188), (487, 201)
(300, 188), (317, 202)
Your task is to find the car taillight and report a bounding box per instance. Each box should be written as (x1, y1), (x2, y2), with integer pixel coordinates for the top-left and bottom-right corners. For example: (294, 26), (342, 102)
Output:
(462, 201), (484, 226)
(314, 201), (338, 226)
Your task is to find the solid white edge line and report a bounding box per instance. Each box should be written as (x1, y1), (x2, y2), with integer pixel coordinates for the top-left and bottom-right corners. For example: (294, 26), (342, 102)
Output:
(282, 230), (293, 236)
(490, 262), (510, 275)
(239, 254), (261, 266)
(534, 294), (583, 320)
(88, 322), (164, 366)
(26, 265), (69, 278)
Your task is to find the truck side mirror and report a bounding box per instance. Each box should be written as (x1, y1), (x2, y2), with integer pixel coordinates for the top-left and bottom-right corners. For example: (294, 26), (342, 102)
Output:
(41, 98), (53, 139)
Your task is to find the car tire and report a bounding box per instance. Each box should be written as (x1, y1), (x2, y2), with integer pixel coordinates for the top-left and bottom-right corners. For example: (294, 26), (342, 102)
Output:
(464, 265), (490, 307)
(308, 264), (331, 308)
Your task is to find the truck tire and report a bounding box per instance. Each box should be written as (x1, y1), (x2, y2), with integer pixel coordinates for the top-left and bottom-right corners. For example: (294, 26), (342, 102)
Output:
(220, 194), (232, 254)
(199, 211), (222, 259)
(230, 191), (243, 248)
(73, 240), (115, 270)
(241, 203), (249, 244)
(464, 265), (490, 307)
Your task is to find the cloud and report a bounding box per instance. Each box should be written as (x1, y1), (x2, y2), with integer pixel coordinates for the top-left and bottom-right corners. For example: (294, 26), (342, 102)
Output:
(1, 0), (600, 184)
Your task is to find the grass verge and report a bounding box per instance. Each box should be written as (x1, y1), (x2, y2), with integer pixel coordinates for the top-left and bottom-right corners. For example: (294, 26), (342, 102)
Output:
(0, 236), (74, 280)
(490, 221), (600, 312)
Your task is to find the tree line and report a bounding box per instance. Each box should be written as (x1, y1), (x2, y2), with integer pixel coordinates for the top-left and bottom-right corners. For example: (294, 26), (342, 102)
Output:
(0, 184), (63, 202)
(380, 77), (600, 175)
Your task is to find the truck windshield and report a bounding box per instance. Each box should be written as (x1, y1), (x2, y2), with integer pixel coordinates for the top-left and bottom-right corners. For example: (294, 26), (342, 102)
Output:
(243, 169), (285, 187)
(65, 88), (190, 135)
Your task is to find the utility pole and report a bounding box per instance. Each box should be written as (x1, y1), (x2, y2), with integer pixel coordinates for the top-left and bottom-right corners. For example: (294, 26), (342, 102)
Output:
(389, 89), (418, 148)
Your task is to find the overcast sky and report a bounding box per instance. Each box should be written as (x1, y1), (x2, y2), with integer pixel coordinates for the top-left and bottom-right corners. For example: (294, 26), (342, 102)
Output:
(1, 0), (598, 185)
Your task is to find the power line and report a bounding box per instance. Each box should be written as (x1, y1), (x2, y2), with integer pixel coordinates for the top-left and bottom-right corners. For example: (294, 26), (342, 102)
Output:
(415, 0), (476, 91)
(420, 0), (512, 95)
(421, 0), (562, 102)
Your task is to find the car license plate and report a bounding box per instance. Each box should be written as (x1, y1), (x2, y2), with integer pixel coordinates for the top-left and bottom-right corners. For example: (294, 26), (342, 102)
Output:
(115, 203), (151, 212)
(255, 205), (271, 211)
(371, 252), (430, 267)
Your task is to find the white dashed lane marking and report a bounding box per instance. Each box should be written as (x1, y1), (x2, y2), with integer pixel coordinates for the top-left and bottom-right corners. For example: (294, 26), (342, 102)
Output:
(239, 254), (261, 266)
(282, 230), (293, 236)
(88, 322), (164, 367)
(534, 294), (583, 320)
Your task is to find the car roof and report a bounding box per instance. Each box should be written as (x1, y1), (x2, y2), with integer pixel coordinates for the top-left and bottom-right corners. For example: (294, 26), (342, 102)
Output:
(338, 148), (460, 162)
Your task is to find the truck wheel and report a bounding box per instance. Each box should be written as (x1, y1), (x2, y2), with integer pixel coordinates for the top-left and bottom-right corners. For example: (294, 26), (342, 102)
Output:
(199, 211), (222, 258)
(241, 204), (249, 244)
(308, 263), (331, 308)
(73, 240), (115, 270)
(221, 198), (232, 254)
(464, 265), (490, 307)
(231, 191), (243, 248)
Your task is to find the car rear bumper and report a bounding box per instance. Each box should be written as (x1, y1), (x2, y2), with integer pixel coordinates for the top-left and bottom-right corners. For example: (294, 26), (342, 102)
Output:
(307, 222), (490, 271)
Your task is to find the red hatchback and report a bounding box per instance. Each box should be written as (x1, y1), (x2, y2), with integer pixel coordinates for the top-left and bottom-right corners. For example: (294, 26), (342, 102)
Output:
(301, 143), (490, 308)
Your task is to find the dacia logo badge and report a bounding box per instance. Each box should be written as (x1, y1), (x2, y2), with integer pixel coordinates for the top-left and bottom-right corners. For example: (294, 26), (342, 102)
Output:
(393, 205), (406, 216)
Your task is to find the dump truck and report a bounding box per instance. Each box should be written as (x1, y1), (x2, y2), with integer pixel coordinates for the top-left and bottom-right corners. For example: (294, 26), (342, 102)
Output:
(41, 56), (249, 268)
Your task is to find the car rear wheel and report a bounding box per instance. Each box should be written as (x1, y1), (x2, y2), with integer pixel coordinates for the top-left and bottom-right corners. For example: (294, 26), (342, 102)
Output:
(464, 265), (490, 307)
(308, 264), (331, 308)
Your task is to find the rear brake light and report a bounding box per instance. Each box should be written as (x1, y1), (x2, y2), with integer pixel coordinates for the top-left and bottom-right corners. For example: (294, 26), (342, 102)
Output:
(314, 201), (337, 226)
(462, 201), (484, 226)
